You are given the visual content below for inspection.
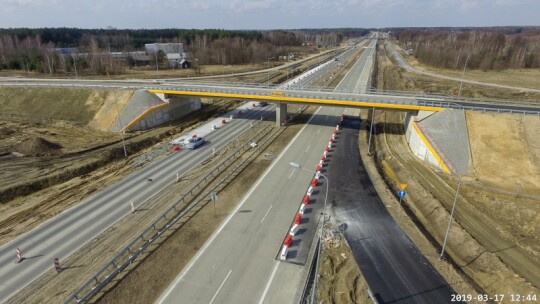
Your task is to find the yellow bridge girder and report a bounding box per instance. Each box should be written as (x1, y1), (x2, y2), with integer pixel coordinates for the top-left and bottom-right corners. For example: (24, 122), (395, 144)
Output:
(148, 89), (444, 112)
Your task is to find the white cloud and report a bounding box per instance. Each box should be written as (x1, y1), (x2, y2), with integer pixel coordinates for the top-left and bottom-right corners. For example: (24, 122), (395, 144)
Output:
(228, 0), (275, 11)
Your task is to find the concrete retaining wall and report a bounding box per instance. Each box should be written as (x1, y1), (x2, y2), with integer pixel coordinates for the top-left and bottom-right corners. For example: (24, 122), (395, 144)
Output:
(112, 90), (201, 132)
(404, 109), (471, 174)
(129, 96), (201, 131)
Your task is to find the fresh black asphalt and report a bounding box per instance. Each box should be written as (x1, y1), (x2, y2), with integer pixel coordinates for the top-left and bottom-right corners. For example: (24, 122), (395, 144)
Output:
(326, 116), (462, 304)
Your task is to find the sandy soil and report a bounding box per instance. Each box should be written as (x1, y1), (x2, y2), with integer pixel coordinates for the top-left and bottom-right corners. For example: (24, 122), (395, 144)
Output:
(467, 112), (540, 194)
(318, 227), (369, 304)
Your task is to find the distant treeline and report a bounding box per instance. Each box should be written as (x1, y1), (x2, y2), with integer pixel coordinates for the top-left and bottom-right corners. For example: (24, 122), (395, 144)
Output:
(0, 28), (362, 75)
(393, 28), (540, 71)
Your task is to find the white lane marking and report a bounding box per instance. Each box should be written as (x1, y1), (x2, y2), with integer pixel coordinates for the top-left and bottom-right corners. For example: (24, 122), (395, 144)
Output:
(260, 205), (273, 224)
(305, 144), (311, 152)
(258, 262), (280, 304)
(317, 128), (321, 134)
(288, 168), (296, 179)
(156, 106), (323, 304)
(208, 269), (232, 304)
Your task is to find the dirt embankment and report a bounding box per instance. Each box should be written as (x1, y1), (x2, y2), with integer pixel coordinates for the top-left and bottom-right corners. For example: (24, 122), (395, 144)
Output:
(467, 112), (540, 195)
(318, 227), (369, 304)
(371, 40), (539, 299)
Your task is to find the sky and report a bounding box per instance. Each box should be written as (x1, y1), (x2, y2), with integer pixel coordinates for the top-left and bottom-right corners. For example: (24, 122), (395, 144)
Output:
(0, 0), (539, 29)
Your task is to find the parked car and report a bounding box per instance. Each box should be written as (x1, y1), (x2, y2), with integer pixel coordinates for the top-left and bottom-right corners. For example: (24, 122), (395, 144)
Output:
(186, 137), (205, 149)
(258, 101), (268, 107)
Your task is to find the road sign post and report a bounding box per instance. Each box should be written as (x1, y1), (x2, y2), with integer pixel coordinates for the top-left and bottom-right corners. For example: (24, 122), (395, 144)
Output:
(54, 258), (62, 273)
(16, 247), (22, 263)
(398, 190), (406, 204)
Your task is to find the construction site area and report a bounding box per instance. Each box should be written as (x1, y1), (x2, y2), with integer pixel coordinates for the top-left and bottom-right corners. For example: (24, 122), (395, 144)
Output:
(0, 38), (539, 304)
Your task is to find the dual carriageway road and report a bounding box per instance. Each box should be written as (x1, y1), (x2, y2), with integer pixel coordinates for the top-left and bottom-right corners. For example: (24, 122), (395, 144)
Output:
(0, 104), (277, 302)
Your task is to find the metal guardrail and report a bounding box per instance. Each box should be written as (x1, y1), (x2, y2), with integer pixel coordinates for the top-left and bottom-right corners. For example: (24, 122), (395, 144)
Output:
(64, 124), (275, 303)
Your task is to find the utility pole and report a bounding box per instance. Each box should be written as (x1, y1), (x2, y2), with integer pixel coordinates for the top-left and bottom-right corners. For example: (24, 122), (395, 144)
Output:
(267, 56), (274, 85)
(155, 47), (160, 79)
(457, 54), (469, 99)
(440, 178), (461, 259)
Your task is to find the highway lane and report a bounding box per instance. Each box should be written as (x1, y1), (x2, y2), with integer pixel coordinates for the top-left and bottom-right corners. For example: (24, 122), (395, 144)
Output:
(157, 106), (344, 304)
(0, 105), (272, 302)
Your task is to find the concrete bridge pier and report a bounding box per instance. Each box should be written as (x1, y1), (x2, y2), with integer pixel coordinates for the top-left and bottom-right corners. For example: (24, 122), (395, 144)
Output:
(276, 101), (287, 127)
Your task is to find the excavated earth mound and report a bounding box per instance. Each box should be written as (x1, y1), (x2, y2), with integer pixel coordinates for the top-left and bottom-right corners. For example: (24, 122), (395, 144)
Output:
(12, 137), (63, 157)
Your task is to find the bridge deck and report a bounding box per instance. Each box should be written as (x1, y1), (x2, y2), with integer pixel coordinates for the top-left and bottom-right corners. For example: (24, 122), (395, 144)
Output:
(148, 89), (444, 112)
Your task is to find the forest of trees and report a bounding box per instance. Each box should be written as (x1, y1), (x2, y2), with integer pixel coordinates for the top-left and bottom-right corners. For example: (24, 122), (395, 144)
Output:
(394, 28), (540, 70)
(0, 28), (353, 76)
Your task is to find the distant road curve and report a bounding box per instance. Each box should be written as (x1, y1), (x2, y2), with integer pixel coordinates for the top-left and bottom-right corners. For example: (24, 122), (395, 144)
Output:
(386, 40), (540, 94)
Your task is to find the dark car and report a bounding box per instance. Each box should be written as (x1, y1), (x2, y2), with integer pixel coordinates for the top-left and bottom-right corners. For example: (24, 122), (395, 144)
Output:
(259, 101), (268, 107)
(186, 137), (205, 149)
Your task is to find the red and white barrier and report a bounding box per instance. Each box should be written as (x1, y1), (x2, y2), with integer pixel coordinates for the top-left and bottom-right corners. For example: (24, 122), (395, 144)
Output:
(290, 213), (302, 236)
(336, 125), (340, 130)
(16, 248), (22, 263)
(222, 119), (227, 125)
(280, 235), (293, 260)
(311, 178), (318, 187)
(299, 203), (306, 214)
(294, 213), (302, 225)
(303, 195), (310, 205)
(54, 258), (61, 273)
(307, 186), (314, 195)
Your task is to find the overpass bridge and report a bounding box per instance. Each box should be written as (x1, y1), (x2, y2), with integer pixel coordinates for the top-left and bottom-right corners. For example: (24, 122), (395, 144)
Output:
(147, 81), (540, 125)
(1, 78), (539, 128)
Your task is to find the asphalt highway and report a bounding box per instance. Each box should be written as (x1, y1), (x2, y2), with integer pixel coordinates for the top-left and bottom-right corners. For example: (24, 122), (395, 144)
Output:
(327, 116), (459, 303)
(0, 105), (272, 303)
(157, 39), (376, 304)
